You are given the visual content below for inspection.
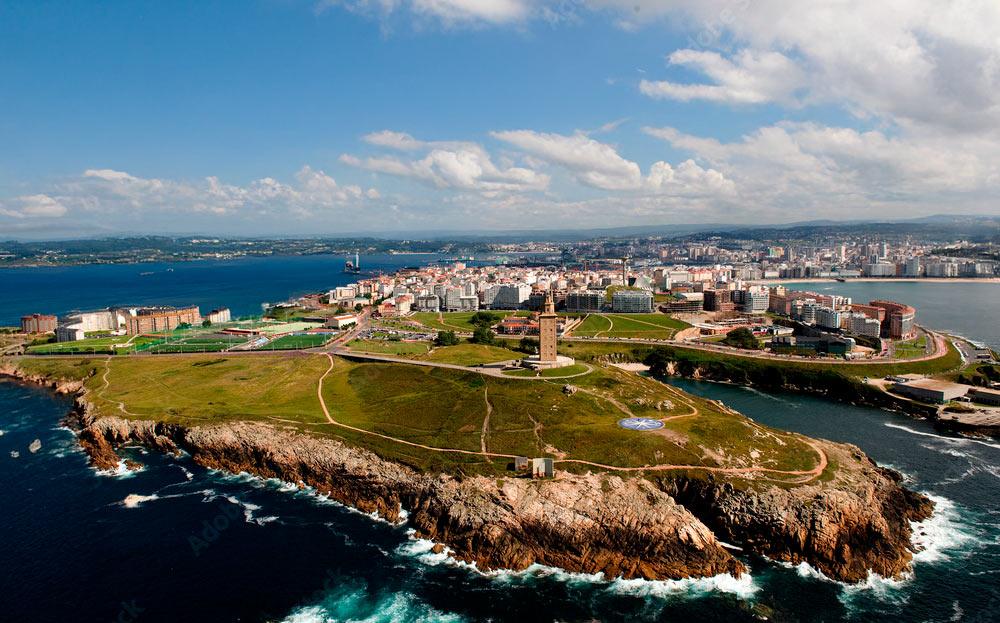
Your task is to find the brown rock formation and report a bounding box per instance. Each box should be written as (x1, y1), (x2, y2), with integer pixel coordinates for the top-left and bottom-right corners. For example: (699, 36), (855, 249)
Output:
(661, 443), (933, 583)
(1, 362), (935, 584)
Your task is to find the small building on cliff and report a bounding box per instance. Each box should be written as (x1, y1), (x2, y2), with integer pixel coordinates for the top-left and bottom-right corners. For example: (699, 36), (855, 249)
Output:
(531, 457), (554, 479)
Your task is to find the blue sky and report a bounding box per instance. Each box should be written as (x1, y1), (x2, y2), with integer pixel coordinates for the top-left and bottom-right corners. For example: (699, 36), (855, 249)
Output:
(2, 1), (999, 238)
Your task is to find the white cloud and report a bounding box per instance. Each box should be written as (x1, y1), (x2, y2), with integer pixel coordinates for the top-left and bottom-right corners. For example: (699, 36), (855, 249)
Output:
(491, 128), (733, 196)
(491, 129), (642, 190)
(621, 0), (1000, 135)
(362, 130), (426, 151)
(342, 133), (550, 192)
(640, 49), (805, 105)
(1, 167), (380, 224)
(331, 1), (1000, 136)
(319, 0), (530, 26)
(644, 122), (1000, 214)
(411, 0), (528, 24)
(0, 194), (68, 218)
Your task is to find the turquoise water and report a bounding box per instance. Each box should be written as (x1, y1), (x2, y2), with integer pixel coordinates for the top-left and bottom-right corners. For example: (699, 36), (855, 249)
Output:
(1, 263), (998, 621)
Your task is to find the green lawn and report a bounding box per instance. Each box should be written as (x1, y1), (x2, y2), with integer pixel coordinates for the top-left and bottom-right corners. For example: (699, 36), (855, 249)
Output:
(894, 336), (929, 360)
(504, 363), (590, 378)
(409, 311), (526, 332)
(347, 339), (432, 356)
(10, 352), (825, 483)
(259, 333), (333, 350)
(417, 343), (521, 366)
(572, 313), (689, 339)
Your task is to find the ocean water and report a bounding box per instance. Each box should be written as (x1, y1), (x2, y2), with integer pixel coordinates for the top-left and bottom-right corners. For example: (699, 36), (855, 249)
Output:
(1, 261), (999, 622)
(0, 254), (441, 325)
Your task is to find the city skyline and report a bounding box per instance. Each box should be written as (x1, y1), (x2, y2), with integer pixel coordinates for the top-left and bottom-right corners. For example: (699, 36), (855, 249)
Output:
(3, 1), (1000, 239)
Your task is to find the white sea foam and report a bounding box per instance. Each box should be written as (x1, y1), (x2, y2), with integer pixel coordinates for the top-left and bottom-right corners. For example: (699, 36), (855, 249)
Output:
(396, 532), (759, 599)
(920, 442), (970, 459)
(740, 385), (794, 405)
(302, 489), (407, 526)
(839, 570), (910, 604)
(96, 459), (141, 479)
(121, 493), (159, 508)
(120, 489), (208, 509)
(280, 585), (467, 623)
(884, 422), (1000, 451)
(910, 494), (976, 564)
(792, 561), (831, 581)
(609, 573), (759, 600)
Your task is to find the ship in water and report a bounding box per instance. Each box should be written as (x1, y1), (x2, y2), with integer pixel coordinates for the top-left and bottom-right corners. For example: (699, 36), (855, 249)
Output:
(343, 252), (361, 274)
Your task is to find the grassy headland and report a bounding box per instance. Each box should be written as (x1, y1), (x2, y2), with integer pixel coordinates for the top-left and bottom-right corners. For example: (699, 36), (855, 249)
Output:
(9, 352), (824, 482)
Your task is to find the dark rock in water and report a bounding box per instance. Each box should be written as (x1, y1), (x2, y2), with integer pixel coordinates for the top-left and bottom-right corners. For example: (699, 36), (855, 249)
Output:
(431, 543), (446, 555)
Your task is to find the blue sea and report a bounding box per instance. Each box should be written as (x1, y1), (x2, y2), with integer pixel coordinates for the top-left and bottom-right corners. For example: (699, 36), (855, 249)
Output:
(1, 260), (999, 622)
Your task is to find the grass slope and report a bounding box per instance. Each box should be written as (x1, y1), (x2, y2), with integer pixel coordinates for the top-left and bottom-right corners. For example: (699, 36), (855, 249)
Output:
(573, 313), (689, 340)
(12, 353), (823, 482)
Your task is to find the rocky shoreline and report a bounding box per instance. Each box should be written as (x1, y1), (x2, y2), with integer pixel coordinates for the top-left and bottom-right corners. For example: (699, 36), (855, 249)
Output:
(1, 364), (934, 584)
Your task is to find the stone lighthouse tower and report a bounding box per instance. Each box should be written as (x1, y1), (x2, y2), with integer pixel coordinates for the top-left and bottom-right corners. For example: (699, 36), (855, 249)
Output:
(538, 290), (558, 363)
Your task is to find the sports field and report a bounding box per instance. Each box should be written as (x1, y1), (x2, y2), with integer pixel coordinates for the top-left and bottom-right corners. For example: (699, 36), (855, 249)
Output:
(27, 336), (160, 355)
(409, 311), (523, 332)
(258, 333), (333, 350)
(571, 313), (689, 340)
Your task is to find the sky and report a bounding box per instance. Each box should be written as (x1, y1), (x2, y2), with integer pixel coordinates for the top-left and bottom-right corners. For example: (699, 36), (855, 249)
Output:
(1, 0), (999, 239)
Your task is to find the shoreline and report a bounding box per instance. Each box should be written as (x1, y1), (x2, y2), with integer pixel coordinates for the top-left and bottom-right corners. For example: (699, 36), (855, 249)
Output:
(0, 359), (937, 584)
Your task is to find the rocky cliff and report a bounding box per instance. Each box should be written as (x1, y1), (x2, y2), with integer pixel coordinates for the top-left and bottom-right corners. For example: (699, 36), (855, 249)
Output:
(2, 363), (934, 584)
(660, 443), (933, 582)
(76, 411), (743, 581)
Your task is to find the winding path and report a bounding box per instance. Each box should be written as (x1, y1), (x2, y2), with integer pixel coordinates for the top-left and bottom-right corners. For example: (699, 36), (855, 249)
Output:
(315, 353), (520, 461)
(312, 353), (829, 482)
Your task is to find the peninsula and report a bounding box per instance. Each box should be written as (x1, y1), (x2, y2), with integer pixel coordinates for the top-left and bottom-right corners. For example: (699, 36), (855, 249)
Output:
(2, 347), (934, 584)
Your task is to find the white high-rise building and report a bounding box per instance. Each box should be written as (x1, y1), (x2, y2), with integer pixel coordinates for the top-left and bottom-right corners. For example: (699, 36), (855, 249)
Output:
(491, 284), (531, 309)
(848, 313), (882, 338)
(611, 290), (654, 313)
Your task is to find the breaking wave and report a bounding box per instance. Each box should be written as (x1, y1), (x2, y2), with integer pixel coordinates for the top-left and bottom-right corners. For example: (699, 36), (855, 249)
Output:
(884, 423), (1000, 451)
(910, 494), (978, 564)
(395, 533), (759, 599)
(280, 581), (467, 623)
(96, 459), (142, 479)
